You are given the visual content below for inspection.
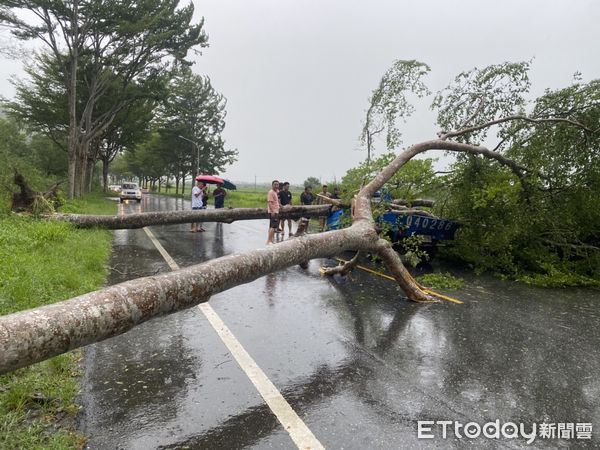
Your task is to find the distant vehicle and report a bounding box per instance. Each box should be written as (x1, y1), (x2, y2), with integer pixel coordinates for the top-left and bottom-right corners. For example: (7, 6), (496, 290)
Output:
(108, 185), (121, 192)
(119, 183), (142, 203)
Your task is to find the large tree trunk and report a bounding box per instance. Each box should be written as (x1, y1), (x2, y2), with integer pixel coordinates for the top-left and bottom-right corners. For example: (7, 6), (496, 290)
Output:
(67, 145), (78, 200)
(51, 205), (332, 229)
(0, 138), (536, 374)
(102, 157), (109, 192)
(86, 156), (95, 194)
(66, 0), (80, 199)
(0, 224), (376, 374)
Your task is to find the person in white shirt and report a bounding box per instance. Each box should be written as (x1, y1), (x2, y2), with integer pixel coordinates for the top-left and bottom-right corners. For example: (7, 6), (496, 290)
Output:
(191, 180), (206, 232)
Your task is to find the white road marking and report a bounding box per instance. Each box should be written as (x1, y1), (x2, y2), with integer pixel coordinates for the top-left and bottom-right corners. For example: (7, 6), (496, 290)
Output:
(143, 228), (179, 270)
(143, 225), (325, 450)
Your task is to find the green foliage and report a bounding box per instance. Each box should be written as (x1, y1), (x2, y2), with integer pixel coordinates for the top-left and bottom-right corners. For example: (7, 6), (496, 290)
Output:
(304, 176), (321, 189)
(0, 196), (114, 448)
(440, 76), (600, 285)
(341, 152), (438, 202)
(1, 0), (209, 197)
(417, 272), (465, 290)
(433, 61), (531, 143)
(361, 60), (430, 157)
(159, 185), (304, 209)
(0, 352), (86, 450)
(31, 195), (55, 216)
(119, 67), (237, 186)
(0, 116), (65, 213)
(397, 234), (430, 268)
(518, 265), (600, 288)
(350, 59), (599, 286)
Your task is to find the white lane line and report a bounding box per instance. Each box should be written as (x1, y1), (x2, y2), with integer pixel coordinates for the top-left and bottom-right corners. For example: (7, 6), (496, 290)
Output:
(142, 226), (325, 450)
(199, 303), (325, 450)
(143, 228), (179, 270)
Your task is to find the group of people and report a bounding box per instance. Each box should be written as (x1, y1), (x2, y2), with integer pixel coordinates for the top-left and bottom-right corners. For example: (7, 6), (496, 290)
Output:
(266, 180), (340, 245)
(190, 179), (227, 232)
(188, 177), (341, 241)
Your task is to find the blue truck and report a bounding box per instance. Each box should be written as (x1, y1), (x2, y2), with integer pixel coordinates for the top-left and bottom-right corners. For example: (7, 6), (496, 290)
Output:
(326, 208), (460, 254)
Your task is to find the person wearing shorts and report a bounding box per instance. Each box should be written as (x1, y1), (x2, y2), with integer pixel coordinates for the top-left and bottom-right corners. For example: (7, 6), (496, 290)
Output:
(266, 180), (280, 245)
(278, 181), (293, 236)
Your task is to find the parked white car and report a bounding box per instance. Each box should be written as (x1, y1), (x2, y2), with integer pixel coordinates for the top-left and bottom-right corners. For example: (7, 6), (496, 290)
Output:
(119, 183), (142, 203)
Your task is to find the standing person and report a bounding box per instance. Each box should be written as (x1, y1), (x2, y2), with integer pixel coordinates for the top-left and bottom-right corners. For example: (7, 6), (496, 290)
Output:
(213, 183), (227, 209)
(278, 182), (293, 236)
(266, 180), (281, 245)
(191, 179), (206, 232)
(331, 187), (341, 200)
(201, 184), (209, 208)
(300, 185), (314, 206)
(315, 184), (331, 232)
(300, 185), (315, 232)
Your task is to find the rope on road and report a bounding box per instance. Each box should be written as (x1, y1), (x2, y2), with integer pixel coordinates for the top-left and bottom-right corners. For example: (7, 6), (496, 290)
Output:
(332, 257), (464, 305)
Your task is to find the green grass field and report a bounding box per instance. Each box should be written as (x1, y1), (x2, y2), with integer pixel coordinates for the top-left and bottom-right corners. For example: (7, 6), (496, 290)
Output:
(0, 192), (116, 449)
(158, 186), (304, 209)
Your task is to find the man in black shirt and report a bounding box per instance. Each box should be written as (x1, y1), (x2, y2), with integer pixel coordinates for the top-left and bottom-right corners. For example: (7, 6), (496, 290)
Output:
(300, 185), (314, 206)
(299, 185), (315, 233)
(278, 182), (293, 236)
(213, 183), (227, 209)
(315, 185), (331, 232)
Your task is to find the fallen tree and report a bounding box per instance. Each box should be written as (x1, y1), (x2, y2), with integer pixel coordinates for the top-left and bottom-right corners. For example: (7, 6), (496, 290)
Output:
(10, 169), (63, 214)
(0, 139), (559, 374)
(50, 205), (332, 229)
(1, 60), (596, 374)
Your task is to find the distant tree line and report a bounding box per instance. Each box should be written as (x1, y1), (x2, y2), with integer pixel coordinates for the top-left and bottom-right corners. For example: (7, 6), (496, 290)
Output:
(0, 0), (237, 199)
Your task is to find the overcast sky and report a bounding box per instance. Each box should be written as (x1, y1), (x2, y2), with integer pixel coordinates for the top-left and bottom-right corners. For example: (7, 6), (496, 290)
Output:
(1, 0), (599, 185)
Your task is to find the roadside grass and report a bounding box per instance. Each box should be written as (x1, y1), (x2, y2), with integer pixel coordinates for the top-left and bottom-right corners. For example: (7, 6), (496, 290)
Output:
(417, 272), (465, 290)
(157, 186), (303, 209)
(0, 192), (115, 449)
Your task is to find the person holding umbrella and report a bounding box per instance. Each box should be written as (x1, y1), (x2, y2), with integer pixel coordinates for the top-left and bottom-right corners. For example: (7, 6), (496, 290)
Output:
(191, 179), (206, 232)
(213, 183), (227, 209)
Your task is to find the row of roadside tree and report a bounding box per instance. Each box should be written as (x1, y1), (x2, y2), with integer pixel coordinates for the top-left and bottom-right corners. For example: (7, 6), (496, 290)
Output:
(0, 0), (237, 199)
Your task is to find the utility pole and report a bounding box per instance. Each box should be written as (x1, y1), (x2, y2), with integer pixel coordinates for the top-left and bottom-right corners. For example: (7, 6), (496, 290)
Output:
(177, 135), (200, 178)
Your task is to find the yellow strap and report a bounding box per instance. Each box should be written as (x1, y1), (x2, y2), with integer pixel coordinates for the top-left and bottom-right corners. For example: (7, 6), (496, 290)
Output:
(332, 257), (464, 305)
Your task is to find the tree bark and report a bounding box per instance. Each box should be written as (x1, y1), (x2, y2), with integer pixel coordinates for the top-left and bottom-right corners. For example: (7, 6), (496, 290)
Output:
(67, 0), (80, 199)
(0, 224), (376, 374)
(50, 205), (332, 229)
(0, 137), (540, 373)
(102, 157), (109, 192)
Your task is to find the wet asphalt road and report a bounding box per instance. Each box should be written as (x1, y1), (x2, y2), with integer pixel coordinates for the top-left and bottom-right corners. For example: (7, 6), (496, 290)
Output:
(79, 194), (600, 449)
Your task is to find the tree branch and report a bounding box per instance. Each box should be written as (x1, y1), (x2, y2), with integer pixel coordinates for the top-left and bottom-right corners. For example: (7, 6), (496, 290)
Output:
(440, 115), (593, 140)
(320, 251), (361, 276)
(0, 224), (376, 374)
